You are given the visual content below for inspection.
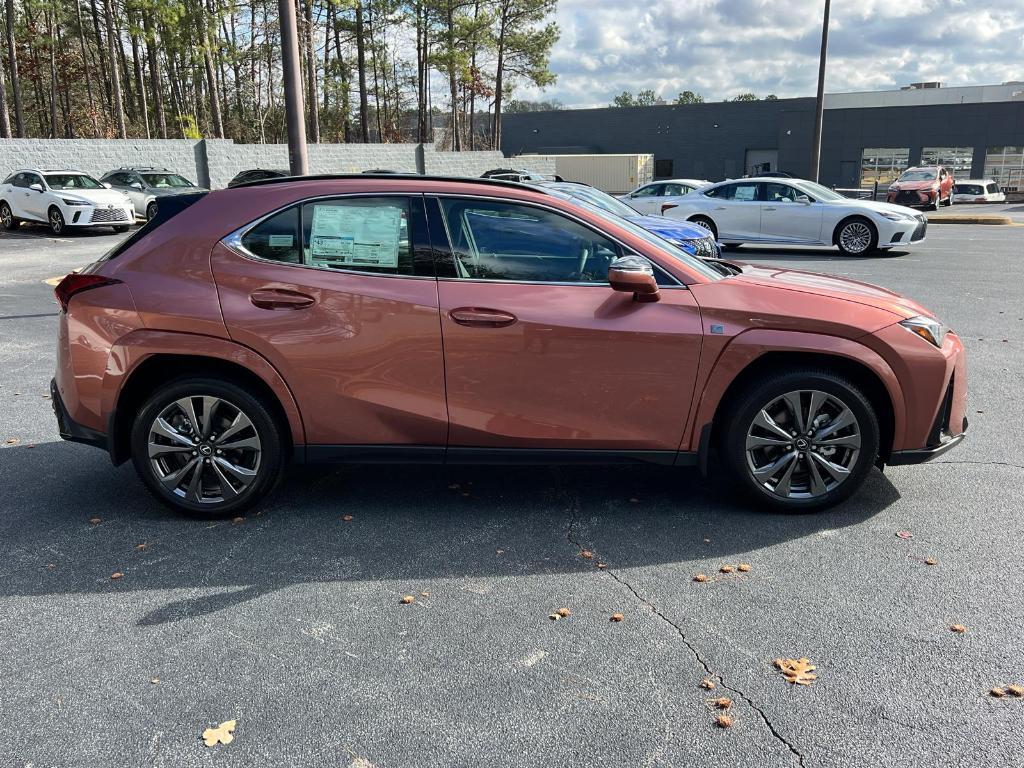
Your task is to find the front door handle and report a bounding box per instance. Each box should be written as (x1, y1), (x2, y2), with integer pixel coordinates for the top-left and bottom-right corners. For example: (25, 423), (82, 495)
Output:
(763, 206), (777, 211)
(250, 288), (316, 310)
(449, 307), (517, 328)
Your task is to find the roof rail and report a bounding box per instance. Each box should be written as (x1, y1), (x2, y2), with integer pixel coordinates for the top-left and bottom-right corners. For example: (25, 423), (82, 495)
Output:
(230, 172), (551, 194)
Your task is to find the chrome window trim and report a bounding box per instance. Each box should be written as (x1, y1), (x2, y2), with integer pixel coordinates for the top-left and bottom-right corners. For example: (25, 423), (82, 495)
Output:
(220, 192), (435, 282)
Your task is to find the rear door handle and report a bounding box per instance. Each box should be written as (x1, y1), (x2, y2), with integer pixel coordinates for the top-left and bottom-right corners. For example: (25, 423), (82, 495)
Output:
(763, 206), (777, 211)
(250, 288), (316, 310)
(449, 307), (517, 328)
(714, 206), (726, 211)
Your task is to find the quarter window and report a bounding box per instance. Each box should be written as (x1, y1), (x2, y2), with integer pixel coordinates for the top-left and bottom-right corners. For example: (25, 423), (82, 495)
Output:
(240, 206), (301, 264)
(437, 198), (621, 284)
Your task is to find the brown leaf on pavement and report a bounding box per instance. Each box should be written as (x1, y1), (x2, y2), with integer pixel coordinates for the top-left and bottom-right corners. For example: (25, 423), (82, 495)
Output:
(693, 573), (708, 583)
(1007, 685), (1024, 697)
(231, 516), (245, 524)
(89, 517), (101, 525)
(556, 607), (571, 618)
(714, 714), (734, 728)
(596, 562), (607, 570)
(737, 563), (751, 573)
(202, 720), (237, 747)
(895, 531), (913, 539)
(400, 595), (415, 604)
(580, 550), (594, 560)
(924, 557), (937, 565)
(774, 657), (817, 685)
(719, 565), (734, 574)
(110, 572), (123, 580)
(990, 687), (1006, 698)
(699, 678), (716, 690)
(950, 624), (967, 633)
(342, 514), (354, 521)
(610, 613), (624, 622)
(713, 697), (733, 710)
(4, 438), (17, 445)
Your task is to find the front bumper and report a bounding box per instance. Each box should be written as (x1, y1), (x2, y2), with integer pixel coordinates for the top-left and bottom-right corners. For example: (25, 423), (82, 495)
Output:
(65, 204), (135, 226)
(888, 427), (966, 465)
(887, 189), (938, 208)
(879, 215), (927, 247)
(51, 378), (107, 451)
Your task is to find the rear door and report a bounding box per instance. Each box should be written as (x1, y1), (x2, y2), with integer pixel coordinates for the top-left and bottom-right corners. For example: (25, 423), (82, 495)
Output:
(759, 182), (824, 243)
(706, 181), (763, 241)
(427, 195), (703, 456)
(214, 194), (448, 454)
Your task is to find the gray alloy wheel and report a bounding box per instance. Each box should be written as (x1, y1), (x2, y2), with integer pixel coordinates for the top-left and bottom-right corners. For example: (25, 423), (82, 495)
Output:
(690, 216), (718, 239)
(0, 202), (15, 229)
(837, 219), (874, 255)
(744, 389), (861, 500)
(146, 202), (158, 221)
(147, 395), (262, 505)
(48, 206), (65, 235)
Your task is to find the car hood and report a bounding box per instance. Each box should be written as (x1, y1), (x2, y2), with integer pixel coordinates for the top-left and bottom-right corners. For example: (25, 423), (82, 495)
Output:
(731, 263), (931, 319)
(623, 214), (709, 241)
(890, 180), (938, 191)
(58, 188), (133, 206)
(839, 199), (923, 218)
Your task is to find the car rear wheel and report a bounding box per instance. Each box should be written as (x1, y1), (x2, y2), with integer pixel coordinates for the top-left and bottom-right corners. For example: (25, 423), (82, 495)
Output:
(48, 206), (65, 235)
(0, 201), (18, 230)
(146, 202), (158, 221)
(130, 377), (286, 518)
(835, 217), (877, 256)
(689, 216), (717, 239)
(721, 370), (880, 512)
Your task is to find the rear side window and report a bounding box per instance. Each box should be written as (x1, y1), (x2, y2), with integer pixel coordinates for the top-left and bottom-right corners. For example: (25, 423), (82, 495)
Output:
(241, 206), (301, 263)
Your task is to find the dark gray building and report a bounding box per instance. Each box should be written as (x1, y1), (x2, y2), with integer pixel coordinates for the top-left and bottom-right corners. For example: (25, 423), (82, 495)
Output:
(501, 83), (1024, 191)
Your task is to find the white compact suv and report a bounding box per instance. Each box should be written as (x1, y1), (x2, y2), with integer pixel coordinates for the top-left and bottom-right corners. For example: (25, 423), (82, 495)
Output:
(0, 169), (135, 234)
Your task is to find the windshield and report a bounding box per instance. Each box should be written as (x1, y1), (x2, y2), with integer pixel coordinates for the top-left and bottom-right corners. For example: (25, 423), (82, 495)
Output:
(546, 183), (639, 217)
(141, 173), (195, 188)
(44, 173), (104, 190)
(897, 170), (937, 182)
(565, 197), (723, 281)
(792, 180), (846, 202)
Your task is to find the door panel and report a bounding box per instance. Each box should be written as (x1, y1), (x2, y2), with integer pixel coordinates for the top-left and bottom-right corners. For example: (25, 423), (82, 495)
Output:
(715, 201), (762, 240)
(212, 234), (447, 446)
(437, 281), (703, 451)
(760, 202), (824, 242)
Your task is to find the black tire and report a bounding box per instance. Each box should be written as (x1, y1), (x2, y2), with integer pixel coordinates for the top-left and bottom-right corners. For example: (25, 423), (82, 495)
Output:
(0, 201), (18, 230)
(130, 377), (286, 518)
(835, 216), (877, 256)
(146, 202), (158, 221)
(689, 215), (718, 239)
(719, 369), (880, 512)
(113, 225), (130, 233)
(48, 206), (65, 235)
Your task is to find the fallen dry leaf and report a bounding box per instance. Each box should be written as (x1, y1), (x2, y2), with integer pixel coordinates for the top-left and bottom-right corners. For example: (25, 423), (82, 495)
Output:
(150, 677), (160, 685)
(699, 679), (716, 690)
(950, 624), (967, 633)
(596, 562), (607, 570)
(895, 531), (913, 540)
(737, 563), (751, 573)
(342, 514), (354, 522)
(580, 550), (594, 560)
(713, 697), (733, 710)
(4, 438), (17, 445)
(719, 565), (735, 574)
(610, 613), (624, 622)
(556, 607), (571, 618)
(420, 591), (430, 598)
(202, 720), (236, 747)
(774, 657), (817, 685)
(400, 595), (415, 604)
(110, 572), (124, 580)
(693, 573), (708, 583)
(1007, 685), (1024, 697)
(703, 538), (711, 543)
(924, 558), (937, 566)
(232, 516), (245, 524)
(89, 517), (101, 525)
(548, 613), (561, 621)
(136, 543), (147, 551)
(990, 687), (1006, 698)
(714, 714), (734, 728)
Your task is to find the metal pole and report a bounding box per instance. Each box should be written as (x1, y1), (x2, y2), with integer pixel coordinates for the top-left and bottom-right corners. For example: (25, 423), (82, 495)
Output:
(278, 0), (308, 175)
(809, 0), (831, 182)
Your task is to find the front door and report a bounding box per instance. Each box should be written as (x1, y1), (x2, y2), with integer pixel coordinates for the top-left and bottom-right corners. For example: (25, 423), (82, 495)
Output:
(628, 183), (666, 215)
(760, 182), (824, 243)
(22, 172), (46, 220)
(428, 196), (703, 455)
(213, 194), (448, 452)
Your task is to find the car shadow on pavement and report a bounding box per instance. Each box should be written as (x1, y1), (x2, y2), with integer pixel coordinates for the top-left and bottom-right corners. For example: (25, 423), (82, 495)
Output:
(730, 246), (910, 260)
(0, 442), (901, 625)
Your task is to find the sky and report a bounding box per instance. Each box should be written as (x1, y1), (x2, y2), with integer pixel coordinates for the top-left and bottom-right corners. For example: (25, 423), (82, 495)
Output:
(515, 0), (1024, 107)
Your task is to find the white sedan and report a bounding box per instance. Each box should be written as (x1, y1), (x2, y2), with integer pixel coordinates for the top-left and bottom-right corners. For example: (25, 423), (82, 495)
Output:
(659, 177), (926, 256)
(619, 178), (711, 215)
(0, 168), (135, 235)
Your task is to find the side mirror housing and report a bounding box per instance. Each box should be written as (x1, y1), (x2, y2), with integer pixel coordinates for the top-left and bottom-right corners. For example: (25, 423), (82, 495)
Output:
(102, 181), (113, 189)
(29, 183), (43, 192)
(130, 181), (143, 190)
(608, 255), (660, 303)
(795, 194), (811, 205)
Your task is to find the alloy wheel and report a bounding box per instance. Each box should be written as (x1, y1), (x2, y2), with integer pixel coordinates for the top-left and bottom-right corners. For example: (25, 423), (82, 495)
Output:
(49, 209), (64, 234)
(1, 203), (12, 228)
(147, 395), (262, 505)
(839, 221), (871, 254)
(744, 389), (861, 500)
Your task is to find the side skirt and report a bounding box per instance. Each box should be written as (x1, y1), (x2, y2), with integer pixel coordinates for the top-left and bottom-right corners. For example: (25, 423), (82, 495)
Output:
(299, 445), (697, 467)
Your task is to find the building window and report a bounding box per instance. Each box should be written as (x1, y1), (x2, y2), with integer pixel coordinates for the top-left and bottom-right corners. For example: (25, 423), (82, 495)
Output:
(654, 159), (674, 178)
(861, 148), (909, 185)
(983, 146), (1024, 191)
(921, 147), (973, 178)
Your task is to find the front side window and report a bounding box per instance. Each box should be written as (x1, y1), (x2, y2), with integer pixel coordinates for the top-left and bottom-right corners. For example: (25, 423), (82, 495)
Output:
(141, 173), (195, 188)
(765, 183), (799, 202)
(634, 184), (663, 197)
(43, 174), (104, 190)
(438, 198), (620, 283)
(11, 173), (29, 188)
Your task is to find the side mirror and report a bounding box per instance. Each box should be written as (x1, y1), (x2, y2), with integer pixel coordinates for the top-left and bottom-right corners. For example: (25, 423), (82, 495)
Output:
(102, 182), (112, 189)
(608, 255), (660, 303)
(29, 183), (43, 192)
(795, 194), (811, 205)
(130, 181), (143, 190)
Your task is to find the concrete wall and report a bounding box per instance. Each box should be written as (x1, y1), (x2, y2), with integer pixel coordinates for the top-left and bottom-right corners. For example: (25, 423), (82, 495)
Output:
(0, 138), (557, 190)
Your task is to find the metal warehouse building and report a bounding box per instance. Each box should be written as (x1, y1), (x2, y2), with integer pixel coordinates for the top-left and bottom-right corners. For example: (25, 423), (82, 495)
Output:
(501, 83), (1024, 192)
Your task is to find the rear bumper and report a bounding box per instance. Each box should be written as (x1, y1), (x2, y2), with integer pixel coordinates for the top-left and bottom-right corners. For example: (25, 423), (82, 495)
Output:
(51, 378), (108, 451)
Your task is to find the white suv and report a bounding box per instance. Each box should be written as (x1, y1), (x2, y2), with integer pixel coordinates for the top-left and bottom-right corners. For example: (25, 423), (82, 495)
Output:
(0, 169), (135, 235)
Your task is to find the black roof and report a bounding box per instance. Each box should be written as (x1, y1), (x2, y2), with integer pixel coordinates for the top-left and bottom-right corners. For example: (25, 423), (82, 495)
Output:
(229, 172), (550, 194)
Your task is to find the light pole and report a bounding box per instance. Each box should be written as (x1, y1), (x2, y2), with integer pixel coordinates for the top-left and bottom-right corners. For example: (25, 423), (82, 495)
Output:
(809, 0), (831, 182)
(278, 0), (308, 175)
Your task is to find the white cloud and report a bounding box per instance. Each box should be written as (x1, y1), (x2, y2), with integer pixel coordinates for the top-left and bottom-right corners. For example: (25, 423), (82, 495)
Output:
(523, 0), (1024, 107)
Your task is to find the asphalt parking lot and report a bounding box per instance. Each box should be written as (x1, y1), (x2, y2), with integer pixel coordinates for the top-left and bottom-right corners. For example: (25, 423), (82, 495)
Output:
(1, 221), (1022, 767)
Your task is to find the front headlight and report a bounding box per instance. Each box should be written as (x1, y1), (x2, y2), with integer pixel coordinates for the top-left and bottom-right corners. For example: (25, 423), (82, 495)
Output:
(879, 211), (914, 221)
(62, 198), (89, 206)
(899, 315), (947, 347)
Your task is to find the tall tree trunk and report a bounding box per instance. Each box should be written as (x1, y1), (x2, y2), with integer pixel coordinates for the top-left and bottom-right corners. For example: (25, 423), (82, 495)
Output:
(354, 2), (368, 142)
(102, 0), (127, 137)
(143, 14), (167, 138)
(76, 0), (102, 137)
(129, 7), (150, 138)
(114, 12), (136, 124)
(164, 44), (184, 137)
(331, 5), (350, 142)
(0, 7), (9, 138)
(415, 0), (427, 143)
(302, 0), (319, 142)
(447, 2), (459, 151)
(89, 0), (113, 122)
(491, 5), (506, 149)
(3, 0), (22, 135)
(47, 9), (58, 137)
(202, 0), (224, 137)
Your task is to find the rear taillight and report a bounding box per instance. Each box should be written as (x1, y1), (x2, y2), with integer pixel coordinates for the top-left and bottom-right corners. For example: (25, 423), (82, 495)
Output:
(54, 274), (121, 311)
(661, 203), (678, 214)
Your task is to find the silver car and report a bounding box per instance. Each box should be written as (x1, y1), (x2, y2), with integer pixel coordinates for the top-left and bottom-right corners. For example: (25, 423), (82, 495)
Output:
(100, 167), (208, 221)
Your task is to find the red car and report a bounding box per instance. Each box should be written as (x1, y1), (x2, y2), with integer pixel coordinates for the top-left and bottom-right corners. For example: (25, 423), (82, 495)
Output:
(52, 175), (967, 517)
(887, 166), (955, 209)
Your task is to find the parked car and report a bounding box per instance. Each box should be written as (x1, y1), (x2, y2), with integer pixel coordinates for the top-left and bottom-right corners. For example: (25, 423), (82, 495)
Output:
(535, 180), (721, 260)
(101, 167), (208, 221)
(0, 168), (135, 234)
(659, 177), (927, 256)
(227, 168), (289, 187)
(619, 178), (711, 214)
(951, 179), (1006, 204)
(480, 168), (553, 183)
(886, 166), (954, 209)
(51, 174), (966, 518)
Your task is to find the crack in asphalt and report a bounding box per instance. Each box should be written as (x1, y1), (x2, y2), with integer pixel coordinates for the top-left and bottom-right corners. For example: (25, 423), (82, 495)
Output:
(556, 471), (805, 767)
(932, 459), (1024, 471)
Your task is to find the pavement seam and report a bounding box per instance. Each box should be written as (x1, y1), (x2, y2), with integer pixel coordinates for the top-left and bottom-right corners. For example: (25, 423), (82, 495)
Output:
(931, 459), (1024, 471)
(555, 470), (805, 767)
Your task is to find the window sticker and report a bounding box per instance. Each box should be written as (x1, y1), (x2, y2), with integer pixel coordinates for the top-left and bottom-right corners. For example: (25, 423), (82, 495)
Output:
(309, 204), (401, 268)
(733, 185), (757, 201)
(268, 234), (294, 248)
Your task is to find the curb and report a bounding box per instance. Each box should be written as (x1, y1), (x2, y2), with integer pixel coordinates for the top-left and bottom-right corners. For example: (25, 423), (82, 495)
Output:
(927, 215), (1013, 225)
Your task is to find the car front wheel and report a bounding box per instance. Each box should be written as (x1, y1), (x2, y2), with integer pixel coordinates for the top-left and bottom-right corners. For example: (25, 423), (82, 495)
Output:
(0, 201), (17, 230)
(130, 377), (286, 517)
(146, 202), (158, 221)
(721, 370), (880, 512)
(48, 206), (65, 235)
(835, 217), (877, 256)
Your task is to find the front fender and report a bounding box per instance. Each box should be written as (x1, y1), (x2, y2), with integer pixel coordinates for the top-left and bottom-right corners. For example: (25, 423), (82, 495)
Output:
(684, 328), (907, 453)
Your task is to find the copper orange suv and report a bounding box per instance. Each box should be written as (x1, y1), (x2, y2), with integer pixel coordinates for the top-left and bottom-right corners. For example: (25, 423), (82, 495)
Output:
(52, 175), (967, 517)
